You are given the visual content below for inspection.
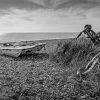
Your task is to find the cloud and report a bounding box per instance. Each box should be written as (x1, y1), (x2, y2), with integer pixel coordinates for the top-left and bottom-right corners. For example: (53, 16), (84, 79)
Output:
(0, 8), (82, 33)
(28, 0), (46, 7)
(51, 0), (71, 8)
(0, 0), (45, 10)
(0, 7), (85, 24)
(0, 0), (99, 10)
(88, 0), (100, 2)
(85, 7), (100, 18)
(0, 6), (100, 35)
(0, 0), (100, 36)
(28, 0), (71, 7)
(27, 0), (77, 8)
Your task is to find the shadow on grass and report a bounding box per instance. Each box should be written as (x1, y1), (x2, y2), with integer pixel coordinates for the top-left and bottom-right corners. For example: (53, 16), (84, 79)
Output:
(2, 53), (49, 62)
(19, 53), (49, 60)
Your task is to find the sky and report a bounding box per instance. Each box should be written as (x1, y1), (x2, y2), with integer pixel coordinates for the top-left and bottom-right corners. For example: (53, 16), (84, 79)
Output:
(0, 0), (100, 36)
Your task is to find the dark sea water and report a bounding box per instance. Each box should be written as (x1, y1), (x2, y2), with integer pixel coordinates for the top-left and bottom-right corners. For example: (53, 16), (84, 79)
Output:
(0, 32), (77, 42)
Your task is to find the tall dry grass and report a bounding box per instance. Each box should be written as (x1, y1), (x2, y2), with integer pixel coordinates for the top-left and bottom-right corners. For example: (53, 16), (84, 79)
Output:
(0, 38), (100, 100)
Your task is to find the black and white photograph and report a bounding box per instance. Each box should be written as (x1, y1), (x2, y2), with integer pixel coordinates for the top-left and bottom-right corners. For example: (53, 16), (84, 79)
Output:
(0, 0), (100, 100)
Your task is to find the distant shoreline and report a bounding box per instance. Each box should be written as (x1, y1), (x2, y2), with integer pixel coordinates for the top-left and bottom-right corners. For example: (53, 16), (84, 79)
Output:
(0, 38), (73, 43)
(0, 32), (77, 43)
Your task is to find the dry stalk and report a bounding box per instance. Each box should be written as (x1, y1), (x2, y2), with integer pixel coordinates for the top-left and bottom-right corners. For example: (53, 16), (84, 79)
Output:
(77, 52), (100, 75)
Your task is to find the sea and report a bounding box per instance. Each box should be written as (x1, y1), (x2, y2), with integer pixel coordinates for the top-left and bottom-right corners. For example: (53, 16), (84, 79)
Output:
(0, 32), (78, 42)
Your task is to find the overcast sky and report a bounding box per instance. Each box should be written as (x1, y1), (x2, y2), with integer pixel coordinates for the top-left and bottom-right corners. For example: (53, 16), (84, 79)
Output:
(0, 0), (100, 35)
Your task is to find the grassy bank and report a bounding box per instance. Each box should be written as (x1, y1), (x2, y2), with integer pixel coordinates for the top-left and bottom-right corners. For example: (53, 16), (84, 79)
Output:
(0, 38), (100, 100)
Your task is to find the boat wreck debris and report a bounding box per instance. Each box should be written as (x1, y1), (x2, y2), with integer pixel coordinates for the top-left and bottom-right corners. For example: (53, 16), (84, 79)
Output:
(0, 41), (46, 57)
(76, 24), (100, 45)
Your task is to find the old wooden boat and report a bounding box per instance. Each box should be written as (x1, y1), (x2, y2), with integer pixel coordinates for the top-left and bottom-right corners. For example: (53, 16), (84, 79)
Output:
(0, 41), (46, 57)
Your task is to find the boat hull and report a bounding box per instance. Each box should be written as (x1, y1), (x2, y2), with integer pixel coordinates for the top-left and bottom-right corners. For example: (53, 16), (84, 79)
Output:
(0, 43), (46, 57)
(0, 49), (22, 57)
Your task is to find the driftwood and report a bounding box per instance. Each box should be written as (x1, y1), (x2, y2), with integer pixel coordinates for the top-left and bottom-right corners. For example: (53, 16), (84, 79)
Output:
(77, 52), (100, 75)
